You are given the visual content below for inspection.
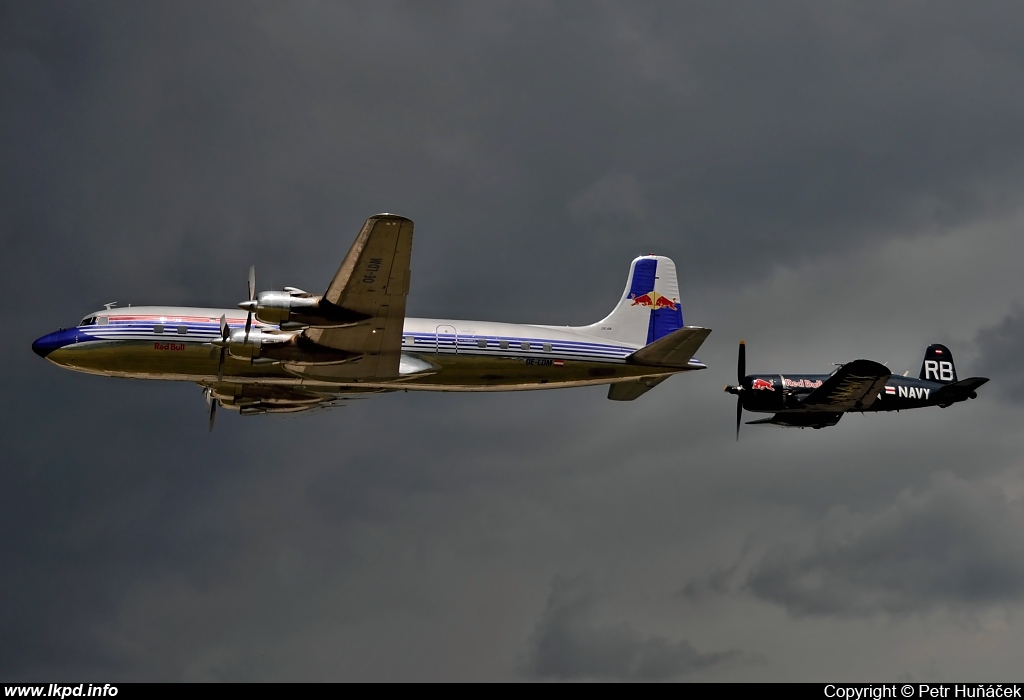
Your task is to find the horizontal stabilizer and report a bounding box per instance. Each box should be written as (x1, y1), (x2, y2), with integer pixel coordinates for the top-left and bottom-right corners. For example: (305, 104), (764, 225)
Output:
(607, 375), (670, 401)
(627, 327), (711, 368)
(935, 376), (990, 403)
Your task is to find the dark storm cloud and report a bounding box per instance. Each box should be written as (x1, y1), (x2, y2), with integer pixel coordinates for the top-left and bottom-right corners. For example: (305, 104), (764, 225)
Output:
(8, 1), (1024, 321)
(521, 575), (747, 681)
(684, 472), (1024, 617)
(974, 307), (1024, 403)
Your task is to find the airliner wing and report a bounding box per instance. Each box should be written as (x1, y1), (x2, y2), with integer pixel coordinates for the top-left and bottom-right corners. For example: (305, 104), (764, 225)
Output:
(800, 359), (891, 412)
(300, 214), (414, 379)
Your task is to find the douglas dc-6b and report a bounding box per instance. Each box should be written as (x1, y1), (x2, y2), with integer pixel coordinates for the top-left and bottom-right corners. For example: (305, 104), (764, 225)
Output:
(33, 214), (711, 429)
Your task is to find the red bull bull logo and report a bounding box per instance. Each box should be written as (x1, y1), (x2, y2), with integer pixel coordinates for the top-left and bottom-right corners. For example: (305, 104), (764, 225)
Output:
(630, 291), (677, 310)
(751, 378), (775, 391)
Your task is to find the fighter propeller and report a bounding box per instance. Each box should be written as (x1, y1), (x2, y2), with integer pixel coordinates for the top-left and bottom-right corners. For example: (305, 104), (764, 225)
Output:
(723, 340), (746, 440)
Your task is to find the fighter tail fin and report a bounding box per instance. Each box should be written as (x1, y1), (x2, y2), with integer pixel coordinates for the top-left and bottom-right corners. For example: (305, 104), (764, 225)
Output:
(572, 255), (686, 346)
(919, 344), (958, 384)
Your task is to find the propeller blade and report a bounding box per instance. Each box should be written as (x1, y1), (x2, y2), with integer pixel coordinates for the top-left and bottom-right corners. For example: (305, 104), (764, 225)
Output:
(217, 347), (226, 383)
(244, 267), (254, 344)
(204, 387), (217, 432)
(217, 314), (228, 383)
(735, 340), (747, 441)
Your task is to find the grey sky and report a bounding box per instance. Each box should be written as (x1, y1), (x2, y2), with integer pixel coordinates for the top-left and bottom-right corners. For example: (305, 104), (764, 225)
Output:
(3, 0), (1024, 681)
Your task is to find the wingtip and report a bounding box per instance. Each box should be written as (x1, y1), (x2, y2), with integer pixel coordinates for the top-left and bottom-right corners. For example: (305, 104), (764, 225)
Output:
(370, 212), (412, 223)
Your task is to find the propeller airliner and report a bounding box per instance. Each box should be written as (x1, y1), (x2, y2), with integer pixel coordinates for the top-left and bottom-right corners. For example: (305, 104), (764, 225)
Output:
(724, 341), (989, 437)
(33, 214), (712, 429)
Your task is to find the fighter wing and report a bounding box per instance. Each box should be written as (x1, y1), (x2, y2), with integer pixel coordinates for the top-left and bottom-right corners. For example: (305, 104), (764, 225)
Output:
(300, 214), (414, 379)
(799, 359), (891, 412)
(747, 412), (844, 429)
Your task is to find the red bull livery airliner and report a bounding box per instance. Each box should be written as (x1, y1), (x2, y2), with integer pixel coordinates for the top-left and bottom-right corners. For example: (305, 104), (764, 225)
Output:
(33, 214), (711, 429)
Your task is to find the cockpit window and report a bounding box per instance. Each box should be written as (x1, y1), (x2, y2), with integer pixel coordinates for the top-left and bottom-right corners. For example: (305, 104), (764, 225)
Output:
(80, 316), (96, 326)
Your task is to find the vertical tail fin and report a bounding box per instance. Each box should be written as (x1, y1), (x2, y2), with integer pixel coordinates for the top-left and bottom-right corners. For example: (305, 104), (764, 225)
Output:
(920, 344), (958, 384)
(573, 255), (685, 346)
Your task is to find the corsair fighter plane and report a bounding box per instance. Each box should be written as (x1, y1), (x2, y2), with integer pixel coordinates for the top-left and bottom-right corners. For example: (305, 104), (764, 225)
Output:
(33, 214), (711, 428)
(724, 341), (989, 436)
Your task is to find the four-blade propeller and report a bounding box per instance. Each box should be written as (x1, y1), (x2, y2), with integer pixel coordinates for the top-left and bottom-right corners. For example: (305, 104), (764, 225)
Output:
(207, 266), (259, 431)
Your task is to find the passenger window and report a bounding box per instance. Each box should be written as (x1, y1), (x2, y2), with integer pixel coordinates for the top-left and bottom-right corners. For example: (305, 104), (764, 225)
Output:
(177, 325), (188, 335)
(499, 340), (509, 350)
(477, 339), (487, 348)
(521, 342), (530, 351)
(403, 336), (414, 346)
(154, 324), (165, 334)
(543, 343), (552, 353)
(98, 317), (109, 325)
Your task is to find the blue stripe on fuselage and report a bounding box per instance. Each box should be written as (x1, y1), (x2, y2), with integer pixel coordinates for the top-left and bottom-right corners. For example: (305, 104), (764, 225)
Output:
(32, 328), (95, 358)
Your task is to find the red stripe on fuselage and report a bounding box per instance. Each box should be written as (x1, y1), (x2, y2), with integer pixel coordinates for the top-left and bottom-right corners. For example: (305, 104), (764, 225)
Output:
(107, 315), (262, 326)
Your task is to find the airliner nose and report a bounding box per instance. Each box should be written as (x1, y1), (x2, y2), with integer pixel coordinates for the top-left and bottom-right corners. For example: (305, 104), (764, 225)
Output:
(32, 331), (68, 358)
(32, 337), (52, 358)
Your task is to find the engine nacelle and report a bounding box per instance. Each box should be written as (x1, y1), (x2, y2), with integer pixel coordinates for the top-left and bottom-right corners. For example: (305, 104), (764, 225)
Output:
(217, 328), (359, 365)
(222, 328), (291, 360)
(242, 290), (370, 329)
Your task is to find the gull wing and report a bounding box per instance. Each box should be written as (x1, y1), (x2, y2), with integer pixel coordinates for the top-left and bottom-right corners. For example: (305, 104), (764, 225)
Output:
(299, 214), (413, 379)
(747, 412), (844, 429)
(800, 359), (891, 412)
